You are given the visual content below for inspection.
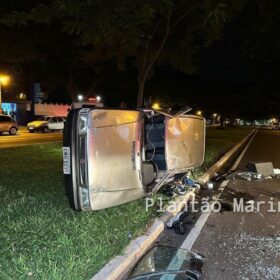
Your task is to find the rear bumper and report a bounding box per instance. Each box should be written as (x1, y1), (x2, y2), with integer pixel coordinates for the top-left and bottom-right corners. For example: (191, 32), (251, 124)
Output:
(63, 109), (79, 210)
(63, 109), (90, 211)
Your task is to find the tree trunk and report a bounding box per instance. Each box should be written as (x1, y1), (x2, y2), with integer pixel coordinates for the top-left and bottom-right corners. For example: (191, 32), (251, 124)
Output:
(137, 77), (145, 107)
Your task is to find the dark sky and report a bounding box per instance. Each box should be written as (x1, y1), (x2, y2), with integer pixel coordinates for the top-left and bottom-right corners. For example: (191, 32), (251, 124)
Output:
(0, 0), (279, 119)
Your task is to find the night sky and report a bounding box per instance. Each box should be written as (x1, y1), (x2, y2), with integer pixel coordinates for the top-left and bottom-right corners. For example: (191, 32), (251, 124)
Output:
(0, 0), (279, 120)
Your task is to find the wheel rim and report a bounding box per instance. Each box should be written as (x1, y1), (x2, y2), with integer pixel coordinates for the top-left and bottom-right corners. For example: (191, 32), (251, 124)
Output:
(10, 128), (17, 135)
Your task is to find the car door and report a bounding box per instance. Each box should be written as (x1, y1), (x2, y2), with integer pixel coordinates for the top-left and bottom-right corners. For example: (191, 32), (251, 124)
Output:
(0, 116), (5, 132)
(0, 116), (11, 132)
(165, 115), (205, 172)
(48, 117), (57, 130)
(57, 117), (65, 130)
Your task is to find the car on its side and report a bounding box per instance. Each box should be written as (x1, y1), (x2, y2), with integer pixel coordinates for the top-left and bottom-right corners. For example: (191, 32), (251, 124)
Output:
(27, 116), (65, 133)
(63, 107), (205, 211)
(0, 115), (18, 135)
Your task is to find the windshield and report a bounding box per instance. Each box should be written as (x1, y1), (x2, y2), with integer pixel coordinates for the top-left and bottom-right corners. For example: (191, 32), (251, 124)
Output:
(128, 246), (203, 280)
(38, 116), (51, 121)
(129, 270), (199, 280)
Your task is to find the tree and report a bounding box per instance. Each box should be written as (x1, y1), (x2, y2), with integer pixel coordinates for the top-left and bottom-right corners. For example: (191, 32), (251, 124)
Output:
(4, 0), (246, 106)
(240, 0), (280, 62)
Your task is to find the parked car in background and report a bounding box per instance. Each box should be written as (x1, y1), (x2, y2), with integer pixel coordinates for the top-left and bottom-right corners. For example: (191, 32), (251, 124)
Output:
(63, 107), (205, 211)
(0, 115), (18, 135)
(27, 116), (65, 133)
(271, 123), (280, 130)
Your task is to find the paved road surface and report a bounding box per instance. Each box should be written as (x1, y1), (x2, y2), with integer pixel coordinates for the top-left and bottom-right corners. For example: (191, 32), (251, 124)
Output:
(192, 129), (280, 279)
(156, 129), (280, 280)
(0, 127), (62, 148)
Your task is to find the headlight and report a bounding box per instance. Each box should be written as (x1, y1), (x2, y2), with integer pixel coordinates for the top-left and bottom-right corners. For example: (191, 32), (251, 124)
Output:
(78, 109), (90, 135)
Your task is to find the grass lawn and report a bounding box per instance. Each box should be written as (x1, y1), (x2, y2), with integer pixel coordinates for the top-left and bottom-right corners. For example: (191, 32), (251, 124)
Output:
(0, 126), (252, 279)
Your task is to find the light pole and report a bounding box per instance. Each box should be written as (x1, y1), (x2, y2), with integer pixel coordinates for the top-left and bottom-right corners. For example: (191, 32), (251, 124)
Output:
(0, 75), (10, 114)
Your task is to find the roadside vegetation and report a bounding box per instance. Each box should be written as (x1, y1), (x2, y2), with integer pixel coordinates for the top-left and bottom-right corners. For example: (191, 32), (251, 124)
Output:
(0, 126), (252, 279)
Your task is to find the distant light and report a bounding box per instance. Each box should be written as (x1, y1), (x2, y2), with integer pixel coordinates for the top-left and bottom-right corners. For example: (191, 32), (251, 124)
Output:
(196, 110), (202, 116)
(152, 103), (160, 110)
(213, 113), (218, 117)
(19, 92), (26, 100)
(0, 75), (10, 86)
(96, 95), (101, 102)
(78, 94), (84, 101)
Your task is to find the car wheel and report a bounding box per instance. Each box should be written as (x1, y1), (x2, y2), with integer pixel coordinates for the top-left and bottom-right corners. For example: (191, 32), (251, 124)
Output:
(43, 127), (49, 133)
(9, 127), (17, 135)
(29, 130), (34, 133)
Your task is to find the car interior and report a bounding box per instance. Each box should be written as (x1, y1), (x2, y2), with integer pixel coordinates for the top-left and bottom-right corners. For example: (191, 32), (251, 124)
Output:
(142, 114), (167, 190)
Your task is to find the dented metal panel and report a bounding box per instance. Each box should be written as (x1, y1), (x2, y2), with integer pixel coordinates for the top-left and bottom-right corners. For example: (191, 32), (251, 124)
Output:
(87, 110), (145, 210)
(165, 115), (205, 171)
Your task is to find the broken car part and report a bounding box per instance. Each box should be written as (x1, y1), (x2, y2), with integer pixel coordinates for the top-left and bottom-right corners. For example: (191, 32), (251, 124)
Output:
(128, 245), (203, 280)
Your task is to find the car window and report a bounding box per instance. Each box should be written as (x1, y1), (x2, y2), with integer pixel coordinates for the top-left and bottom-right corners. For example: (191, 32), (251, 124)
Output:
(37, 116), (52, 121)
(0, 116), (12, 122)
(49, 117), (57, 123)
(58, 117), (64, 122)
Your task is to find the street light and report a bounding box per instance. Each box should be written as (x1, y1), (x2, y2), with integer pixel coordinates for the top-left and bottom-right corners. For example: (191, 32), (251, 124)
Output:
(78, 94), (84, 101)
(96, 95), (101, 102)
(196, 110), (202, 116)
(0, 75), (10, 114)
(152, 103), (160, 110)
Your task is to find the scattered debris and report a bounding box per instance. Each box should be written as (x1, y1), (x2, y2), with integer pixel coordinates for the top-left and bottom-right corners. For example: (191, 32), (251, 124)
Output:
(161, 176), (201, 197)
(237, 171), (263, 181)
(274, 168), (280, 175)
(128, 245), (204, 280)
(183, 177), (201, 189)
(206, 181), (214, 190)
(247, 162), (274, 177)
(167, 211), (188, 234)
(212, 170), (237, 182)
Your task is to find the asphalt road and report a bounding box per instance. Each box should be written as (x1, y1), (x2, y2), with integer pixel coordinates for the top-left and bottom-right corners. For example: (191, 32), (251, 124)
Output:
(193, 129), (280, 280)
(155, 129), (280, 280)
(0, 126), (62, 148)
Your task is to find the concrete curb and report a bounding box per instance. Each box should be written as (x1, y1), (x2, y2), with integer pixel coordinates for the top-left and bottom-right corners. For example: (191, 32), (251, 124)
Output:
(91, 129), (257, 280)
(198, 129), (257, 184)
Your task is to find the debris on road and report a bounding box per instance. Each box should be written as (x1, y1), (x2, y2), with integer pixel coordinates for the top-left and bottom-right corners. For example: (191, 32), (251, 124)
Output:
(274, 168), (280, 175)
(166, 210), (196, 235)
(237, 171), (263, 181)
(206, 181), (214, 190)
(166, 211), (188, 234)
(128, 245), (204, 279)
(212, 170), (236, 182)
(161, 176), (201, 197)
(247, 162), (274, 177)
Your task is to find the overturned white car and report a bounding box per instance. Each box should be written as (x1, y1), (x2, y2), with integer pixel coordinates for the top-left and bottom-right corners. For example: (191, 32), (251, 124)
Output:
(63, 107), (205, 211)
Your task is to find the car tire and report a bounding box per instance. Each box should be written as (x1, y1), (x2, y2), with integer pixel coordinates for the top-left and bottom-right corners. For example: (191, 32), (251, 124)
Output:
(29, 130), (34, 133)
(43, 127), (49, 133)
(9, 127), (17, 135)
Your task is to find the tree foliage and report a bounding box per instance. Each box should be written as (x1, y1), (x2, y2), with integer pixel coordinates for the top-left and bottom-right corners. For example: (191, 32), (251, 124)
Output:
(240, 0), (280, 62)
(3, 0), (246, 106)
